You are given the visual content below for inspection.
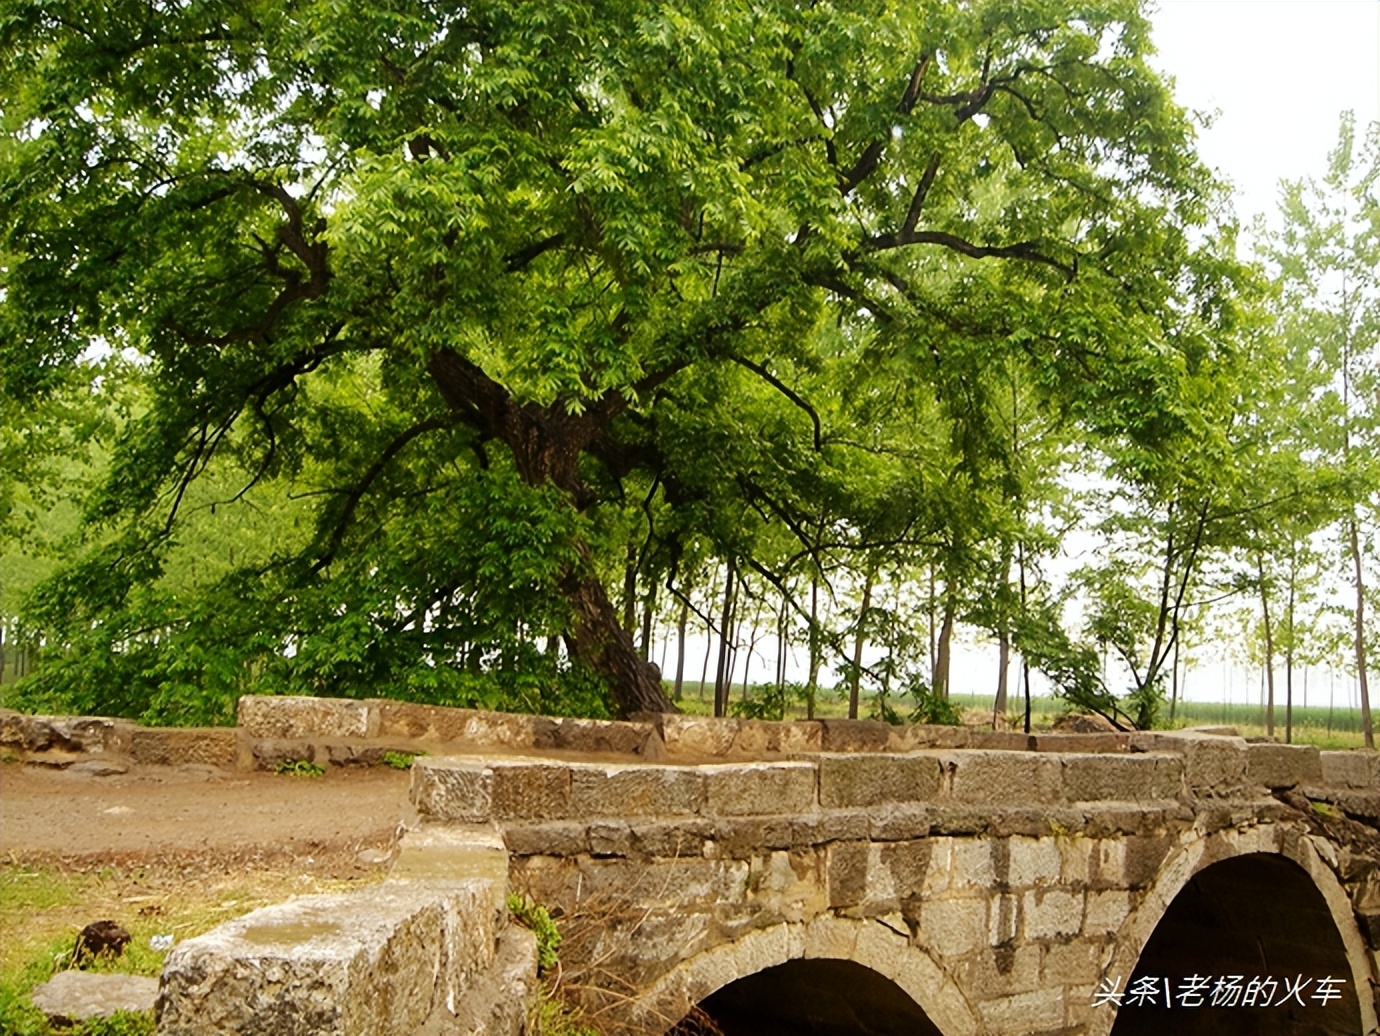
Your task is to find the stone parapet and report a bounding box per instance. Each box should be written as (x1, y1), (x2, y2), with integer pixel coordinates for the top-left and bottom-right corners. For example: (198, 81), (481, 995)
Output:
(158, 822), (528, 1036)
(411, 750), (1194, 830)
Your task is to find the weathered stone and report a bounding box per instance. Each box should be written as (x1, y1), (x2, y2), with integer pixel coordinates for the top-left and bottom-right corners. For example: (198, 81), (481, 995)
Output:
(237, 695), (376, 740)
(1140, 730), (1248, 791)
(588, 820), (634, 856)
(130, 727), (237, 768)
(1022, 888), (1082, 939)
(569, 763), (704, 817)
(1005, 836), (1062, 888)
(1029, 732), (1129, 754)
(372, 700), (537, 747)
(245, 737), (315, 772)
(702, 762), (816, 816)
(941, 751), (1064, 805)
(1040, 940), (1100, 984)
(975, 988), (1065, 1034)
(32, 971), (158, 1024)
(502, 822), (591, 858)
(818, 753), (942, 808)
(867, 805), (934, 842)
(1247, 742), (1324, 788)
(826, 842), (869, 908)
(410, 758), (493, 822)
(623, 817), (716, 857)
(1083, 889), (1132, 935)
(967, 731), (1031, 751)
(714, 816), (797, 857)
(1061, 752), (1182, 801)
(430, 926), (536, 1036)
(390, 825), (509, 899)
(660, 716), (740, 757)
(818, 719), (893, 752)
(538, 717), (656, 757)
(1319, 750), (1379, 790)
(157, 883), (496, 1036)
(919, 896), (986, 957)
(489, 761), (572, 820)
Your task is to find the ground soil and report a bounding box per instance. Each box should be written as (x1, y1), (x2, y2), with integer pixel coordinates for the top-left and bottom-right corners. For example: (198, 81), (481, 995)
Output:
(0, 761), (414, 879)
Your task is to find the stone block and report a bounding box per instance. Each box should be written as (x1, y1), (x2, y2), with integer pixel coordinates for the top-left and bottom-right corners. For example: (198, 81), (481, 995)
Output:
(1061, 753), (1182, 801)
(975, 988), (1065, 1034)
(1083, 890), (1132, 935)
(1041, 941), (1100, 984)
(1023, 889), (1082, 939)
(569, 763), (704, 817)
(501, 822), (590, 858)
(1029, 733), (1130, 754)
(410, 758), (493, 822)
(942, 751), (1064, 805)
(826, 842), (869, 908)
(919, 896), (986, 958)
(390, 824), (509, 898)
(237, 695), (376, 740)
(702, 762), (816, 816)
(660, 716), (740, 757)
(131, 728), (237, 768)
(537, 717), (656, 757)
(951, 839), (997, 889)
(818, 719), (892, 752)
(867, 804), (934, 841)
(1319, 751), (1378, 790)
(988, 892), (1018, 945)
(372, 701), (537, 747)
(818, 753), (942, 808)
(628, 818), (717, 858)
(489, 761), (572, 820)
(158, 882), (496, 1036)
(1140, 730), (1248, 791)
(1247, 742), (1324, 788)
(1005, 836), (1062, 888)
(968, 731), (1031, 751)
(32, 972), (158, 1024)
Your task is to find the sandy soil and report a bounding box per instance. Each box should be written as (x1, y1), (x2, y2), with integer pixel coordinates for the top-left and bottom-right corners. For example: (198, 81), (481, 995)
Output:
(0, 761), (414, 878)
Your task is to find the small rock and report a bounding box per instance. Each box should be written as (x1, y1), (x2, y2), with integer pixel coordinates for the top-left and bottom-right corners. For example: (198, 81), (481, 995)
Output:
(27, 750), (81, 768)
(31, 971), (158, 1024)
(73, 921), (131, 965)
(102, 805), (134, 816)
(357, 848), (391, 865)
(70, 758), (130, 777)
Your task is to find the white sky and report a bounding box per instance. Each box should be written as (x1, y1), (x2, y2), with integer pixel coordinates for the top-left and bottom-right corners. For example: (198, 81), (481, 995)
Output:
(1148, 0), (1380, 226)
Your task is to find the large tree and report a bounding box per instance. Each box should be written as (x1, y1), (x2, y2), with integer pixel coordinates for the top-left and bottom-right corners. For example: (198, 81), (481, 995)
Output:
(2, 0), (1234, 718)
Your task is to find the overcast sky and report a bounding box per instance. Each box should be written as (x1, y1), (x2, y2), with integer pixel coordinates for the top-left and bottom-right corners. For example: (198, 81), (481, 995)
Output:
(1148, 0), (1380, 226)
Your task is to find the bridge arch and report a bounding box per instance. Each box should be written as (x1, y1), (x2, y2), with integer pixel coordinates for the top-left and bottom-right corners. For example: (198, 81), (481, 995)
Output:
(634, 918), (980, 1036)
(1093, 824), (1377, 1036)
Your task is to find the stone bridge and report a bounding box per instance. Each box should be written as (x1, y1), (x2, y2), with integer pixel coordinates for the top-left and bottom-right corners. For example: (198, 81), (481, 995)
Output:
(144, 696), (1379, 1036)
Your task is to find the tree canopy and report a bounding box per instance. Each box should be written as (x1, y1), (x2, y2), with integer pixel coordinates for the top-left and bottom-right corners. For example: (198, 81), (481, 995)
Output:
(4, 0), (1339, 726)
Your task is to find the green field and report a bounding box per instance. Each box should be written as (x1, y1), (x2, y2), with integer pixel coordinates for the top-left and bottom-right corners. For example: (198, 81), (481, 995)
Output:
(669, 682), (1372, 750)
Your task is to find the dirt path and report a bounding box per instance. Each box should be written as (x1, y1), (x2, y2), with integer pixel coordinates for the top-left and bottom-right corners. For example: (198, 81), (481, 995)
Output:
(0, 761), (413, 878)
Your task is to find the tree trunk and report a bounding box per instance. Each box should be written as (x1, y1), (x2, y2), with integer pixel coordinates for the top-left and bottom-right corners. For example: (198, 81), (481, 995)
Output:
(1349, 517), (1374, 750)
(994, 547), (1011, 727)
(714, 559), (737, 718)
(1257, 556), (1276, 739)
(426, 348), (675, 717)
(673, 598), (688, 702)
(933, 590), (956, 700)
(560, 546), (673, 715)
(848, 570), (874, 720)
(807, 572), (820, 720)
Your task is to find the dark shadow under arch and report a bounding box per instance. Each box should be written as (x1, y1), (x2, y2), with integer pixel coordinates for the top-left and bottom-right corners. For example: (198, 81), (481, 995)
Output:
(666, 958), (945, 1036)
(1111, 852), (1361, 1035)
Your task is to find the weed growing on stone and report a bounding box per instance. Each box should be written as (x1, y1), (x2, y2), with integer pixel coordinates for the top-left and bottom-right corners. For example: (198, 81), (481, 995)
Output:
(508, 893), (562, 973)
(381, 750), (422, 770)
(274, 759), (325, 777)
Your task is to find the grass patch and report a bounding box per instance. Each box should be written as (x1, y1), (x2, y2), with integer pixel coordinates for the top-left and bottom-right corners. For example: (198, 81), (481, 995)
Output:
(0, 865), (379, 1036)
(380, 750), (422, 770)
(274, 759), (325, 778)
